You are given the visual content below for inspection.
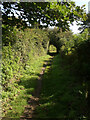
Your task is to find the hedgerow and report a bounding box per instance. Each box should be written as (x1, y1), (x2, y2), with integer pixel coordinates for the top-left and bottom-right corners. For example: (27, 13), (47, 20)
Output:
(2, 25), (49, 116)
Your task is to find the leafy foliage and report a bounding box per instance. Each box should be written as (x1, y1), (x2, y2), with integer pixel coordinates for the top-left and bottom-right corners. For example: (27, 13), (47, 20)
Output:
(2, 2), (87, 30)
(48, 28), (73, 53)
(57, 29), (90, 117)
(2, 25), (49, 116)
(1, 1), (89, 118)
(78, 12), (90, 33)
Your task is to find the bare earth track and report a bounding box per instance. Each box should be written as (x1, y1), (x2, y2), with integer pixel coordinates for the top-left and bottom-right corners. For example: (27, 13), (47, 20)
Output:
(20, 56), (54, 120)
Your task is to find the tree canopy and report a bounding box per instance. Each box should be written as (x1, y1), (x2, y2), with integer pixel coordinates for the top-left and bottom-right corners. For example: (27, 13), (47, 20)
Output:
(2, 2), (87, 31)
(78, 12), (90, 33)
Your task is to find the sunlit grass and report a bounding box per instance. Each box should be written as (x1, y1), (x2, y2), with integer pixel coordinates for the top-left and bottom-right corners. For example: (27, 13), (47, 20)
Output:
(49, 45), (57, 53)
(5, 55), (51, 118)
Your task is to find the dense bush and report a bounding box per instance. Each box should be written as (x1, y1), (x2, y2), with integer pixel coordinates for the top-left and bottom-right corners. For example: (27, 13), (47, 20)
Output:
(58, 28), (90, 117)
(73, 32), (90, 118)
(2, 25), (49, 116)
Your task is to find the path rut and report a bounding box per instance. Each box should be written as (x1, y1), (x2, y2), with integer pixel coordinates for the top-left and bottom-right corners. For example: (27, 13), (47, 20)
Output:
(20, 56), (53, 120)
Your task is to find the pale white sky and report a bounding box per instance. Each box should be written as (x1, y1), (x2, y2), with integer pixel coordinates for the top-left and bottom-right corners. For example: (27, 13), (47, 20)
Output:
(70, 0), (90, 34)
(73, 0), (90, 13)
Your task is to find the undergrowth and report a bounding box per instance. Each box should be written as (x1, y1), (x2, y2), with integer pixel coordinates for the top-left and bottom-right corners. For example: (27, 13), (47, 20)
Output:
(3, 55), (51, 118)
(2, 25), (50, 118)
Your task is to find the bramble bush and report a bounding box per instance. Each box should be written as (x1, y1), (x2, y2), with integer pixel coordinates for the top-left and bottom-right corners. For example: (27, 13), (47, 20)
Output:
(2, 25), (49, 116)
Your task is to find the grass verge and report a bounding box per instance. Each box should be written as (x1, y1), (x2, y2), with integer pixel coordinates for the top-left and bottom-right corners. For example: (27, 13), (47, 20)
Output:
(35, 54), (87, 119)
(4, 55), (51, 119)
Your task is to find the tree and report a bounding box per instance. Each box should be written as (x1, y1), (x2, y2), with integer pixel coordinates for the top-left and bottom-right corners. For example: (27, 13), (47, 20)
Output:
(78, 12), (90, 33)
(2, 2), (87, 31)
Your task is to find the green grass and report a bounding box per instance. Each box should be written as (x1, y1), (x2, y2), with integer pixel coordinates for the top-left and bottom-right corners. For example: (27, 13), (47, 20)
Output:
(49, 45), (57, 53)
(35, 54), (87, 119)
(4, 54), (88, 119)
(5, 55), (51, 119)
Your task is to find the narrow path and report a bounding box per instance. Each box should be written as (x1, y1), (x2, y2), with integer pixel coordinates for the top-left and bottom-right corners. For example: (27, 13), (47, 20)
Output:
(20, 56), (54, 120)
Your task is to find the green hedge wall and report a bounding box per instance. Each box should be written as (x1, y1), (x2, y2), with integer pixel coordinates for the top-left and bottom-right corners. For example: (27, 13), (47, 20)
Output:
(2, 25), (49, 115)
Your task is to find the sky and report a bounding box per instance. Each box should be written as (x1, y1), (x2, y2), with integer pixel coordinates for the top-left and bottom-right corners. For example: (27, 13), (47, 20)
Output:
(70, 0), (90, 34)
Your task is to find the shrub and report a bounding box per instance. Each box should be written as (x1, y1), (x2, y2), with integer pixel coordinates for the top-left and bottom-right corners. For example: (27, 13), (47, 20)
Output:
(2, 25), (50, 116)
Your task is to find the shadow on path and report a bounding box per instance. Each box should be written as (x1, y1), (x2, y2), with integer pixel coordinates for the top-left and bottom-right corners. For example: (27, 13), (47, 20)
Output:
(20, 55), (55, 120)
